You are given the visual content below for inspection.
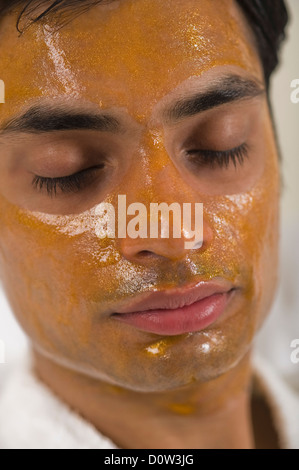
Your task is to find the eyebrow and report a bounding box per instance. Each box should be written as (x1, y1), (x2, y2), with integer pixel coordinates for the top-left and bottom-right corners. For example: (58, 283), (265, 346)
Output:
(0, 105), (121, 135)
(0, 75), (264, 136)
(164, 75), (265, 122)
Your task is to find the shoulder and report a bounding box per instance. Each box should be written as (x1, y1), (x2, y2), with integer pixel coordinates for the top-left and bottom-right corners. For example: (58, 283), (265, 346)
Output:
(0, 353), (119, 449)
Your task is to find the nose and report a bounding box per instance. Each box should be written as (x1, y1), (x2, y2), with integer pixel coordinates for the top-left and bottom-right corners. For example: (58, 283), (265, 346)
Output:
(119, 219), (213, 263)
(113, 134), (214, 263)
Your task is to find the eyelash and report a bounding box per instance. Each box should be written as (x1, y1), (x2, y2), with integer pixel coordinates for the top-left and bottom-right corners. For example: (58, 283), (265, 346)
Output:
(31, 144), (248, 197)
(32, 165), (104, 197)
(186, 143), (249, 169)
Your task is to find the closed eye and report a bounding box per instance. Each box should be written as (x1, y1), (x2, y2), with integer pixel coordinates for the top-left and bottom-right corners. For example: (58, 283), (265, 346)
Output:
(32, 164), (105, 197)
(186, 143), (249, 169)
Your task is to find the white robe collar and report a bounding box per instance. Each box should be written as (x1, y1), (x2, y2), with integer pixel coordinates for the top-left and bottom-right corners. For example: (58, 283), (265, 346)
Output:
(0, 352), (298, 449)
(0, 353), (118, 449)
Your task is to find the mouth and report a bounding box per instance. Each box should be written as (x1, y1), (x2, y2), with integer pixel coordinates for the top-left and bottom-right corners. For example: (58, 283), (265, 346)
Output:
(111, 280), (237, 336)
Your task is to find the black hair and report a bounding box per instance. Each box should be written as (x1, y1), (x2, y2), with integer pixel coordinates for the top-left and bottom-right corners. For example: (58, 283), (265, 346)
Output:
(0, 0), (288, 87)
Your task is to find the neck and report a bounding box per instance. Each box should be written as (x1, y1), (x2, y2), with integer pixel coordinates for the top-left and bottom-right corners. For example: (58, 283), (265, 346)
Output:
(32, 349), (255, 449)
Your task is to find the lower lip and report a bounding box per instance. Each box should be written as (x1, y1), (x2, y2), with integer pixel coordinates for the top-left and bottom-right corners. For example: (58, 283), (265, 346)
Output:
(112, 291), (234, 336)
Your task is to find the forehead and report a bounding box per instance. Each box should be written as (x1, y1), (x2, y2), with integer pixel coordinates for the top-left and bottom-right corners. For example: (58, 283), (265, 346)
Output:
(0, 0), (261, 121)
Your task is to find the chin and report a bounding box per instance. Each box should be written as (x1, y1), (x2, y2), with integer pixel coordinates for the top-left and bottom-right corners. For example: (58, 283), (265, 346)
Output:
(34, 327), (254, 393)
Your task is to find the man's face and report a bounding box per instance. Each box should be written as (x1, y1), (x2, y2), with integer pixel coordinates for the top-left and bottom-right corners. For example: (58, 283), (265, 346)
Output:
(0, 0), (279, 391)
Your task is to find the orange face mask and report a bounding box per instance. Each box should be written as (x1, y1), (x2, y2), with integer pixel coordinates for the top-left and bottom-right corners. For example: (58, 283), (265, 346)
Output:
(0, 0), (280, 392)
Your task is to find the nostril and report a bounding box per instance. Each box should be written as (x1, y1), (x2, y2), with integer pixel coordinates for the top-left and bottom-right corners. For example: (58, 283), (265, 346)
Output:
(138, 250), (155, 258)
(136, 249), (179, 262)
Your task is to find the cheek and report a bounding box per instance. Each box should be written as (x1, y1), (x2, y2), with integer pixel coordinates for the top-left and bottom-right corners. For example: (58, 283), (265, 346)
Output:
(0, 197), (112, 347)
(200, 111), (280, 297)
(207, 153), (280, 318)
(0, 194), (158, 357)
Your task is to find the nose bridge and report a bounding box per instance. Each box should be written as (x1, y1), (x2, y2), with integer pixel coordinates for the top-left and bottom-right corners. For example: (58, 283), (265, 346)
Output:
(123, 129), (191, 205)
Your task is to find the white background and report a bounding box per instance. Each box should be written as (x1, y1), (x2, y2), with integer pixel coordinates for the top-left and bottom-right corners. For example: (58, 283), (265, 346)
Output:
(256, 0), (299, 388)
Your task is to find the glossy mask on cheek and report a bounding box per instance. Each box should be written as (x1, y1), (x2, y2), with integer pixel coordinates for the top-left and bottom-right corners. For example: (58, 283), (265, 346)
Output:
(29, 198), (203, 251)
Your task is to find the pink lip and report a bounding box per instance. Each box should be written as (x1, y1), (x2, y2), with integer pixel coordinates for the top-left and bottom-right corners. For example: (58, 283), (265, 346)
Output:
(112, 280), (236, 336)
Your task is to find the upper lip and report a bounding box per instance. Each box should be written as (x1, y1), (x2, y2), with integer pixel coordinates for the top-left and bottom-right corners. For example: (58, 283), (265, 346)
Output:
(113, 279), (235, 314)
